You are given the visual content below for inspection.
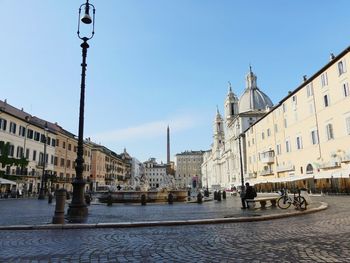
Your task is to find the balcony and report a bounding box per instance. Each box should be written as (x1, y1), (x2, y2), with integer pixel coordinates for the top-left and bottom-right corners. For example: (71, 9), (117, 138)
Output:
(260, 150), (275, 164)
(277, 164), (295, 173)
(341, 154), (350, 163)
(259, 169), (274, 176)
(246, 172), (257, 179)
(320, 161), (341, 170)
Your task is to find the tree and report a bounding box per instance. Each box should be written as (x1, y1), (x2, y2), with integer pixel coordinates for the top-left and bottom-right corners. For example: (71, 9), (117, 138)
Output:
(0, 141), (28, 171)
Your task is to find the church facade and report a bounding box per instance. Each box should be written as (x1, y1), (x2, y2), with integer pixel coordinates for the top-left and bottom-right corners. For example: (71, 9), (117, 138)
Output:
(201, 67), (273, 190)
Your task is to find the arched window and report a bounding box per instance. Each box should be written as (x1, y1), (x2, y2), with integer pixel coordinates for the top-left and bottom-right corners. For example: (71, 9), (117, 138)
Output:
(306, 164), (313, 174)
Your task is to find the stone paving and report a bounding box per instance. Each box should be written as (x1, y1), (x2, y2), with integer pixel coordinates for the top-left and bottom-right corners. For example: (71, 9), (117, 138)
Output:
(0, 195), (349, 262)
(0, 194), (319, 226)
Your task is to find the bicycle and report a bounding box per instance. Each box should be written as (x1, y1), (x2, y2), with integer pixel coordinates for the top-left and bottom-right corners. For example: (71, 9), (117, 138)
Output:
(277, 188), (307, 210)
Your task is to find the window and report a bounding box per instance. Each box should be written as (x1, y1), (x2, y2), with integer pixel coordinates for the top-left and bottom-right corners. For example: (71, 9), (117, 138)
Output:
(284, 119), (288, 128)
(276, 144), (281, 155)
(16, 146), (24, 158)
(321, 72), (328, 87)
(311, 130), (319, 145)
(292, 95), (297, 108)
(338, 60), (346, 76)
(285, 140), (291, 153)
(54, 157), (58, 166)
(33, 150), (37, 161)
(27, 129), (33, 139)
(19, 126), (26, 137)
(0, 118), (7, 131)
(68, 144), (72, 151)
(62, 141), (66, 149)
(343, 82), (349, 97)
(324, 94), (330, 107)
(306, 83), (314, 97)
(261, 132), (265, 140)
(34, 132), (40, 141)
(306, 164), (314, 174)
(346, 117), (350, 135)
(56, 139), (59, 147)
(25, 149), (29, 159)
(39, 152), (44, 166)
(8, 144), (14, 157)
(40, 134), (46, 143)
(67, 160), (71, 168)
(9, 122), (16, 134)
(326, 123), (334, 140)
(274, 124), (278, 133)
(267, 128), (271, 137)
(296, 136), (303, 150)
(47, 137), (51, 145)
(60, 158), (65, 167)
(282, 103), (287, 113)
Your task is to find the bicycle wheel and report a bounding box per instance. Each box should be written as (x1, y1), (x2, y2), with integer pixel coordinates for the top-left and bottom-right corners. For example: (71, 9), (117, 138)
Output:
(295, 196), (307, 210)
(277, 196), (291, 209)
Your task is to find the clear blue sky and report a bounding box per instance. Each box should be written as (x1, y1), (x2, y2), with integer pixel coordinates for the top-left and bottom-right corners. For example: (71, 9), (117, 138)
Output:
(1, 0), (350, 163)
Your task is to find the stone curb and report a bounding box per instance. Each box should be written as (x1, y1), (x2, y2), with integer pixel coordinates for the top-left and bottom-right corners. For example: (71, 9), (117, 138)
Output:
(0, 202), (328, 231)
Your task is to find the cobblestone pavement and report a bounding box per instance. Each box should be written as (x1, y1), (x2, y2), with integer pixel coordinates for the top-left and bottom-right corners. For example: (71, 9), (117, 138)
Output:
(0, 194), (320, 226)
(0, 196), (349, 262)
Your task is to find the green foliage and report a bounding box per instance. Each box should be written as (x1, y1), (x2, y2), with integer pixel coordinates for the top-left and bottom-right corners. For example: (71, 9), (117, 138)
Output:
(0, 141), (29, 169)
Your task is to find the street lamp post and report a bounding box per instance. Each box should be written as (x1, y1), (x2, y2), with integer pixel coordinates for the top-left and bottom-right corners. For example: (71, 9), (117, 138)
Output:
(67, 0), (95, 223)
(238, 134), (245, 189)
(21, 116), (31, 176)
(38, 122), (48, 200)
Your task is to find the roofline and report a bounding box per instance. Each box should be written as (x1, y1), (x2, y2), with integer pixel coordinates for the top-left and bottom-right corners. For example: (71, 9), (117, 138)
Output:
(244, 45), (350, 132)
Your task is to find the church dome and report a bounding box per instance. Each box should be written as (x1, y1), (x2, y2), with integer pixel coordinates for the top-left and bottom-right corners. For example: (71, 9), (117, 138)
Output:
(238, 67), (273, 113)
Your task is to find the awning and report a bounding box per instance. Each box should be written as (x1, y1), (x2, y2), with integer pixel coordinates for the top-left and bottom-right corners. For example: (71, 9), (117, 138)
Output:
(0, 178), (17, 185)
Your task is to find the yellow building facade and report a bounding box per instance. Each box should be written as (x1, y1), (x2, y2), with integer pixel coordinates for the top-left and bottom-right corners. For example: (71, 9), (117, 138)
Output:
(246, 48), (350, 193)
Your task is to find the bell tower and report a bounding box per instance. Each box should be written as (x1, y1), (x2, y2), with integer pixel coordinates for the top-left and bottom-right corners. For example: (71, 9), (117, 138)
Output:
(213, 107), (225, 150)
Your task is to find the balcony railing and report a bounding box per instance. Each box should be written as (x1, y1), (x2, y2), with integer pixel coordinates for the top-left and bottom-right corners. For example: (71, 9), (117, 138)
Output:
(341, 155), (350, 163)
(260, 150), (275, 164)
(276, 164), (295, 173)
(259, 169), (274, 176)
(320, 161), (341, 169)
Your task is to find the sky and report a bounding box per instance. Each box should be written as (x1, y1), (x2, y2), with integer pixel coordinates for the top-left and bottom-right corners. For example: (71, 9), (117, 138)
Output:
(1, 0), (350, 163)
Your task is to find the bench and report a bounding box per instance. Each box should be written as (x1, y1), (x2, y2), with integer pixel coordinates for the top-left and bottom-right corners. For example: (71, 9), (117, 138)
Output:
(246, 197), (278, 209)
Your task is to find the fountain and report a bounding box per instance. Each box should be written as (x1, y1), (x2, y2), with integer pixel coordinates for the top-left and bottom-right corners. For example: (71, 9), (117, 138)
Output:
(98, 173), (187, 203)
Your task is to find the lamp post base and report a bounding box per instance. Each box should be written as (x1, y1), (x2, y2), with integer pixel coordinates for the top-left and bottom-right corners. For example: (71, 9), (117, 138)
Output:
(67, 178), (88, 223)
(67, 204), (88, 223)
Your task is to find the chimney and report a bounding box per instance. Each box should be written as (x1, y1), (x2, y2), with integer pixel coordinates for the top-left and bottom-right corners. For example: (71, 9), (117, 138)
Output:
(330, 53), (335, 61)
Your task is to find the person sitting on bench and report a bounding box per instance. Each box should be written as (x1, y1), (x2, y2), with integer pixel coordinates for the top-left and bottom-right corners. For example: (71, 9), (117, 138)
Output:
(241, 182), (257, 209)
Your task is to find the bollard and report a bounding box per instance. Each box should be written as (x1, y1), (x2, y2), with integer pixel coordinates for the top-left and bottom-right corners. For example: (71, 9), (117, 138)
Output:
(107, 193), (113, 206)
(141, 194), (147, 205)
(214, 191), (218, 200)
(217, 190), (222, 201)
(168, 193), (174, 204)
(48, 193), (53, 204)
(197, 192), (203, 204)
(222, 190), (226, 199)
(52, 189), (66, 224)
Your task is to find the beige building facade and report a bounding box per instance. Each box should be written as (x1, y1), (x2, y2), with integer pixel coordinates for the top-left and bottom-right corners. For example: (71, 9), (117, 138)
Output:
(175, 151), (205, 189)
(246, 48), (350, 193)
(202, 46), (350, 193)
